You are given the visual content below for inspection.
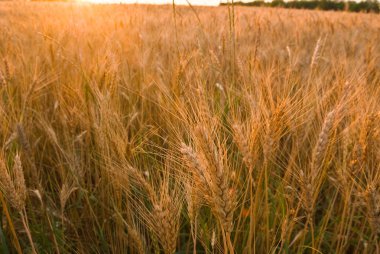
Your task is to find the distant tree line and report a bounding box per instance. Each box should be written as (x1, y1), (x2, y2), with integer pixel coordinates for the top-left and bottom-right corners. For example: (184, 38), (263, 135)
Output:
(221, 0), (380, 13)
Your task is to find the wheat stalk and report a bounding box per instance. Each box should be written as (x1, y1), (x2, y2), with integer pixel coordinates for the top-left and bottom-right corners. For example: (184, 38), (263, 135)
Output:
(0, 154), (36, 253)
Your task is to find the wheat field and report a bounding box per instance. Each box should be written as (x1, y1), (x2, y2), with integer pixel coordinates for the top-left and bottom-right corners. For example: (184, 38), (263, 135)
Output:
(0, 2), (379, 253)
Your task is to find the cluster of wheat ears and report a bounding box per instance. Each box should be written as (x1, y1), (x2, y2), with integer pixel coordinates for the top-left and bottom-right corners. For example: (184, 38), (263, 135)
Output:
(0, 2), (379, 253)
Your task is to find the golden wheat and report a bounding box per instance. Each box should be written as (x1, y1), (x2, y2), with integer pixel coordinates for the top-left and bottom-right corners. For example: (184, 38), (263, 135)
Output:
(0, 2), (379, 253)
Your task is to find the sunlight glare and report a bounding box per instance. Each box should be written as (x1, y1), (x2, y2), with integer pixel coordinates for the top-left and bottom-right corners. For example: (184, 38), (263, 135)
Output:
(86, 0), (221, 5)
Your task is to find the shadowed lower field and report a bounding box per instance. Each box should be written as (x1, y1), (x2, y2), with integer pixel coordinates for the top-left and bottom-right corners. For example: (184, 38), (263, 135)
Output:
(0, 3), (380, 253)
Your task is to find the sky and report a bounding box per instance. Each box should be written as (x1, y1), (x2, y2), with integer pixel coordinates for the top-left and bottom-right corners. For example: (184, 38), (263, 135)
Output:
(88, 0), (222, 5)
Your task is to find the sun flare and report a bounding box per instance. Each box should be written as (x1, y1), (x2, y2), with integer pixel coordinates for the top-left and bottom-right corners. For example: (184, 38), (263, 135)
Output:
(85, 0), (220, 5)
